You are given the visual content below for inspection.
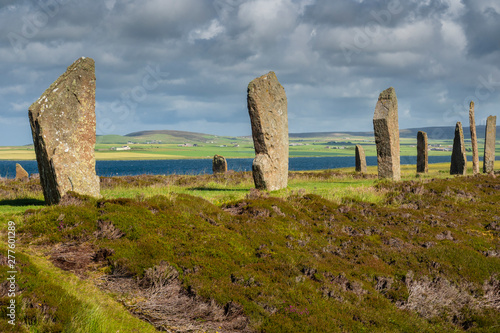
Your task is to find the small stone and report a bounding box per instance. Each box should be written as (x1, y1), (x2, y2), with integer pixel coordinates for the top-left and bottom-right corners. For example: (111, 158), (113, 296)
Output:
(28, 57), (100, 204)
(417, 131), (428, 173)
(450, 122), (467, 175)
(247, 71), (288, 191)
(355, 145), (367, 173)
(212, 154), (227, 174)
(483, 115), (496, 174)
(15, 163), (29, 181)
(373, 87), (400, 180)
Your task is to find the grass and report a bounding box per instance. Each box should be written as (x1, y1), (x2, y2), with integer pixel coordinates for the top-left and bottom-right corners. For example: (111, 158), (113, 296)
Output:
(0, 162), (477, 215)
(0, 244), (159, 332)
(0, 162), (499, 332)
(0, 148), (36, 160)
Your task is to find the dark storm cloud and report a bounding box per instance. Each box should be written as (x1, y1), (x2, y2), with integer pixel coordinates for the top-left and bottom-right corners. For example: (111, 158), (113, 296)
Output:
(302, 0), (450, 28)
(461, 0), (500, 58)
(105, 0), (213, 41)
(0, 0), (499, 145)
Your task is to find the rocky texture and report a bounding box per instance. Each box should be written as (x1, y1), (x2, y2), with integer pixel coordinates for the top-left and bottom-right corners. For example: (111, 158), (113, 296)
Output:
(212, 154), (227, 174)
(469, 101), (480, 175)
(373, 87), (400, 181)
(450, 122), (467, 175)
(355, 145), (367, 173)
(28, 57), (100, 205)
(483, 115), (497, 174)
(247, 71), (288, 191)
(15, 163), (29, 181)
(417, 131), (428, 173)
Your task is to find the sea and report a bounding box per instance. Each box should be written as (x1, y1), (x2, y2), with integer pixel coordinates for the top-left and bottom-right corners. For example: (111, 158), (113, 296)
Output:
(0, 156), (469, 178)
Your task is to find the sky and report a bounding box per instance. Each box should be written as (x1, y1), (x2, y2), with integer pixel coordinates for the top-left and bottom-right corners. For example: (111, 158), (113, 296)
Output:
(0, 0), (499, 146)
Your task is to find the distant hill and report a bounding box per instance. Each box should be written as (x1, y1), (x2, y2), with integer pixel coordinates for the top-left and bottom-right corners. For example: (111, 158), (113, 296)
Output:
(125, 130), (212, 142)
(289, 131), (373, 138)
(95, 126), (499, 145)
(291, 125), (499, 140)
(96, 130), (217, 145)
(399, 126), (494, 140)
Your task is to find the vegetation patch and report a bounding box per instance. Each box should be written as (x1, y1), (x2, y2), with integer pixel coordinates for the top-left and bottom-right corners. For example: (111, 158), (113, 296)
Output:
(0, 168), (499, 332)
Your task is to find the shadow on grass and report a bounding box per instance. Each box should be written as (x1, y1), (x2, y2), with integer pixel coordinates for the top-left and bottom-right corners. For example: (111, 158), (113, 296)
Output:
(188, 187), (250, 192)
(0, 198), (45, 207)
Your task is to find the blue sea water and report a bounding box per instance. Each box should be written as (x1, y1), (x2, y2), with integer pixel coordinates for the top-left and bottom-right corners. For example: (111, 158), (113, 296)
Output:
(0, 155), (466, 178)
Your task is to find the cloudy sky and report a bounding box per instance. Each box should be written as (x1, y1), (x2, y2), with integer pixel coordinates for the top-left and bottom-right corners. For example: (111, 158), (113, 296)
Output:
(0, 0), (499, 145)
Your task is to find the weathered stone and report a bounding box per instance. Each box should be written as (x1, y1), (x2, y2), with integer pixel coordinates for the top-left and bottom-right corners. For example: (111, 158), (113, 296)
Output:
(373, 87), (400, 181)
(28, 57), (100, 205)
(469, 101), (479, 175)
(483, 115), (497, 174)
(355, 145), (367, 173)
(416, 131), (428, 173)
(450, 122), (467, 175)
(247, 71), (288, 191)
(15, 163), (29, 181)
(212, 154), (228, 174)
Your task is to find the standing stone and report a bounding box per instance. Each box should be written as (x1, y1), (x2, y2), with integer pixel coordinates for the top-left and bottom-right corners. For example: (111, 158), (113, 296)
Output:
(28, 57), (100, 205)
(417, 131), (428, 173)
(373, 87), (400, 181)
(483, 115), (497, 174)
(450, 122), (467, 175)
(469, 101), (480, 175)
(355, 145), (367, 173)
(15, 163), (29, 181)
(212, 154), (228, 174)
(247, 71), (288, 191)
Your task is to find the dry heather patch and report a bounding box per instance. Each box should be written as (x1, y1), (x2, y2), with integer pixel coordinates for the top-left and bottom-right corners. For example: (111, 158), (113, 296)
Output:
(481, 276), (500, 311)
(99, 262), (250, 333)
(401, 271), (500, 328)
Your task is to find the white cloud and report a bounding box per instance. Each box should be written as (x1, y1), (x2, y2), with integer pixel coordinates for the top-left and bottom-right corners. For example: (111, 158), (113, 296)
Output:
(443, 0), (466, 19)
(10, 101), (30, 112)
(237, 0), (300, 41)
(440, 20), (467, 53)
(189, 19), (225, 43)
(374, 52), (424, 68)
(0, 85), (26, 96)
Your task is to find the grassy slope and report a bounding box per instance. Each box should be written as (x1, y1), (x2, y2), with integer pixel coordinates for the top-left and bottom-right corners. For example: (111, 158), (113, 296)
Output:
(0, 163), (499, 332)
(0, 247), (158, 333)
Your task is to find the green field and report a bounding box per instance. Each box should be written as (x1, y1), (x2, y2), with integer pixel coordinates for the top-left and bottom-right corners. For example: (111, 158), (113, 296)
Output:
(2, 130), (498, 160)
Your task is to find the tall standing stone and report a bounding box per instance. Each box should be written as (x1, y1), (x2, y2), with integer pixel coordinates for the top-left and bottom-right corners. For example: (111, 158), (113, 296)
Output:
(212, 154), (228, 174)
(483, 115), (497, 174)
(15, 163), (29, 181)
(355, 145), (367, 173)
(450, 122), (467, 175)
(469, 101), (480, 175)
(28, 57), (100, 205)
(417, 131), (428, 173)
(373, 87), (400, 181)
(247, 71), (288, 191)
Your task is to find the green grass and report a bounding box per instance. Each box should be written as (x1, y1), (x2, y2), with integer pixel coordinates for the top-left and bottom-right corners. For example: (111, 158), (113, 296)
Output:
(0, 244), (159, 332)
(1, 163), (499, 332)
(0, 162), (474, 216)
